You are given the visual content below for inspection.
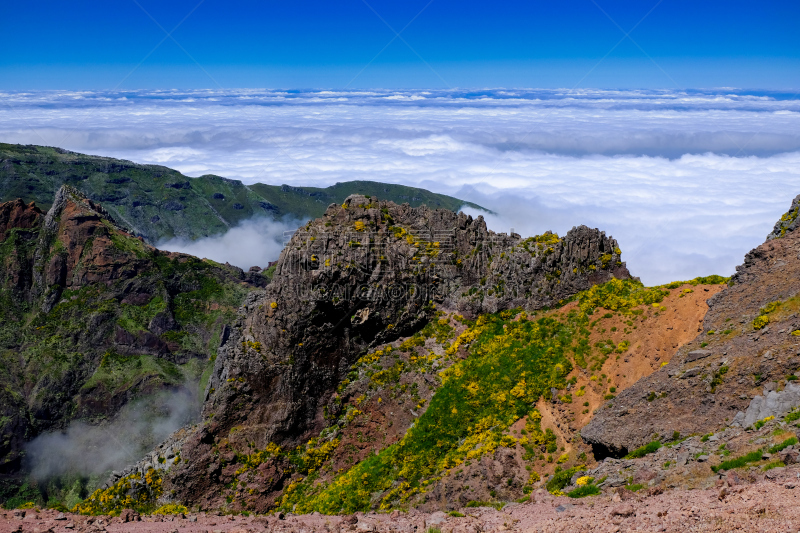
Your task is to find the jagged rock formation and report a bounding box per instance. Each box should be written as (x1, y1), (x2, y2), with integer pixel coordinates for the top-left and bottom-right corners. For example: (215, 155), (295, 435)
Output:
(164, 194), (630, 506)
(582, 195), (800, 457)
(0, 186), (265, 475)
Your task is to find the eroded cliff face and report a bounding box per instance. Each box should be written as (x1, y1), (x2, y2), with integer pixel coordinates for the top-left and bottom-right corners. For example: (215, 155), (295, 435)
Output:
(0, 186), (263, 475)
(582, 196), (800, 457)
(165, 194), (630, 507)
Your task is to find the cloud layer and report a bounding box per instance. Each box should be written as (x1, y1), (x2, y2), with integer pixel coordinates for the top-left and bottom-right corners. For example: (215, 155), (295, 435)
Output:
(1, 88), (798, 284)
(156, 216), (301, 270)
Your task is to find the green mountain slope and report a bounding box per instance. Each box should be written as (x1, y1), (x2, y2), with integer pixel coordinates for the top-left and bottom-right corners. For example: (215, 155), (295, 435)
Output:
(0, 144), (485, 244)
(0, 186), (264, 478)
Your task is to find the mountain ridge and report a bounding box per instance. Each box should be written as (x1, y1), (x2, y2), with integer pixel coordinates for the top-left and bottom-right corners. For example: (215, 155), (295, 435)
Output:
(0, 143), (486, 246)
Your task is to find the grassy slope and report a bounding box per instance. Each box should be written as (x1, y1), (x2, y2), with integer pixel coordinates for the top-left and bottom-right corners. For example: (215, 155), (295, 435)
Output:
(0, 144), (485, 243)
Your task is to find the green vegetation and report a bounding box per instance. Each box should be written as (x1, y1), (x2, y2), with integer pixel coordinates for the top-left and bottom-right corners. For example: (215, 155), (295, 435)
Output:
(768, 437), (798, 454)
(661, 275), (729, 289)
(762, 461), (785, 471)
(753, 416), (775, 430)
(710, 366), (729, 393)
(625, 441), (661, 459)
(546, 466), (584, 495)
(465, 501), (505, 510)
(786, 409), (800, 423)
(712, 451), (764, 473)
(567, 484), (601, 498)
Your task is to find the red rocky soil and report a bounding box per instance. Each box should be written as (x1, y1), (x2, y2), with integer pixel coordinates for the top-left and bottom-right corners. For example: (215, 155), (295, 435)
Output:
(4, 471), (800, 533)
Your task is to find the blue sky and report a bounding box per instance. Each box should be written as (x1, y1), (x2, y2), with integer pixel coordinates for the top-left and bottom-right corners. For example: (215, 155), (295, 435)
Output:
(2, 0), (799, 89)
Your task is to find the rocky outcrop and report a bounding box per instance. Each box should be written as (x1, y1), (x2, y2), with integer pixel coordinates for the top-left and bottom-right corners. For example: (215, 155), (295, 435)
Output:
(165, 194), (630, 506)
(768, 193), (800, 239)
(734, 382), (800, 428)
(582, 194), (800, 457)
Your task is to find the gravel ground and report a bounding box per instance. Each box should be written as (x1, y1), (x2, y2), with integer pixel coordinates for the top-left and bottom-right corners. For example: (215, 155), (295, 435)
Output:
(3, 465), (800, 533)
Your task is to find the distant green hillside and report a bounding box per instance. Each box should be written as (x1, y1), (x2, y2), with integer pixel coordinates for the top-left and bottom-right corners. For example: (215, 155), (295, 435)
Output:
(0, 143), (485, 244)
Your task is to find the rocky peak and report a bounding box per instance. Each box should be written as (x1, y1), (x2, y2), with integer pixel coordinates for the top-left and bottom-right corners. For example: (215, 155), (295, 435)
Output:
(166, 193), (631, 505)
(32, 185), (152, 311)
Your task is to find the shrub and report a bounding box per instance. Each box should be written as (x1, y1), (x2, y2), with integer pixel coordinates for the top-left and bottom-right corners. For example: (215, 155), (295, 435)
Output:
(769, 437), (798, 454)
(752, 315), (770, 330)
(448, 511), (465, 517)
(762, 461), (785, 471)
(465, 501), (504, 510)
(786, 410), (800, 423)
(625, 441), (661, 459)
(625, 484), (644, 492)
(567, 485), (601, 498)
(712, 450), (763, 473)
(153, 503), (188, 515)
(753, 416), (775, 430)
(546, 466), (583, 494)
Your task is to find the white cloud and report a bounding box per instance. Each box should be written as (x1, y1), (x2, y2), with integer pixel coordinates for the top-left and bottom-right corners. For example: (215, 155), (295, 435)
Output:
(1, 88), (798, 284)
(156, 216), (303, 270)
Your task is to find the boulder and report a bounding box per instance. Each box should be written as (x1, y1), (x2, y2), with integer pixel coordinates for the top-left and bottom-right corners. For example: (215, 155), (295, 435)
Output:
(686, 349), (712, 362)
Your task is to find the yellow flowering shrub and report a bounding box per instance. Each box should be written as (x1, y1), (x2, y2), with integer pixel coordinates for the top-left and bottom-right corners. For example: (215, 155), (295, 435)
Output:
(776, 206), (799, 237)
(753, 300), (781, 330)
(153, 503), (188, 515)
(578, 278), (669, 315)
(73, 468), (163, 515)
(753, 315), (770, 329)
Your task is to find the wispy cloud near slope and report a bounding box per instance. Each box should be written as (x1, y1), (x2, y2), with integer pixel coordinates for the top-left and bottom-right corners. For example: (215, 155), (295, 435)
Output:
(1, 88), (797, 284)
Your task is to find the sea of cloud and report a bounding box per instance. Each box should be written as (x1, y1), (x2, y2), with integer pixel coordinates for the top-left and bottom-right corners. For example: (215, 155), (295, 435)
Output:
(2, 88), (798, 284)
